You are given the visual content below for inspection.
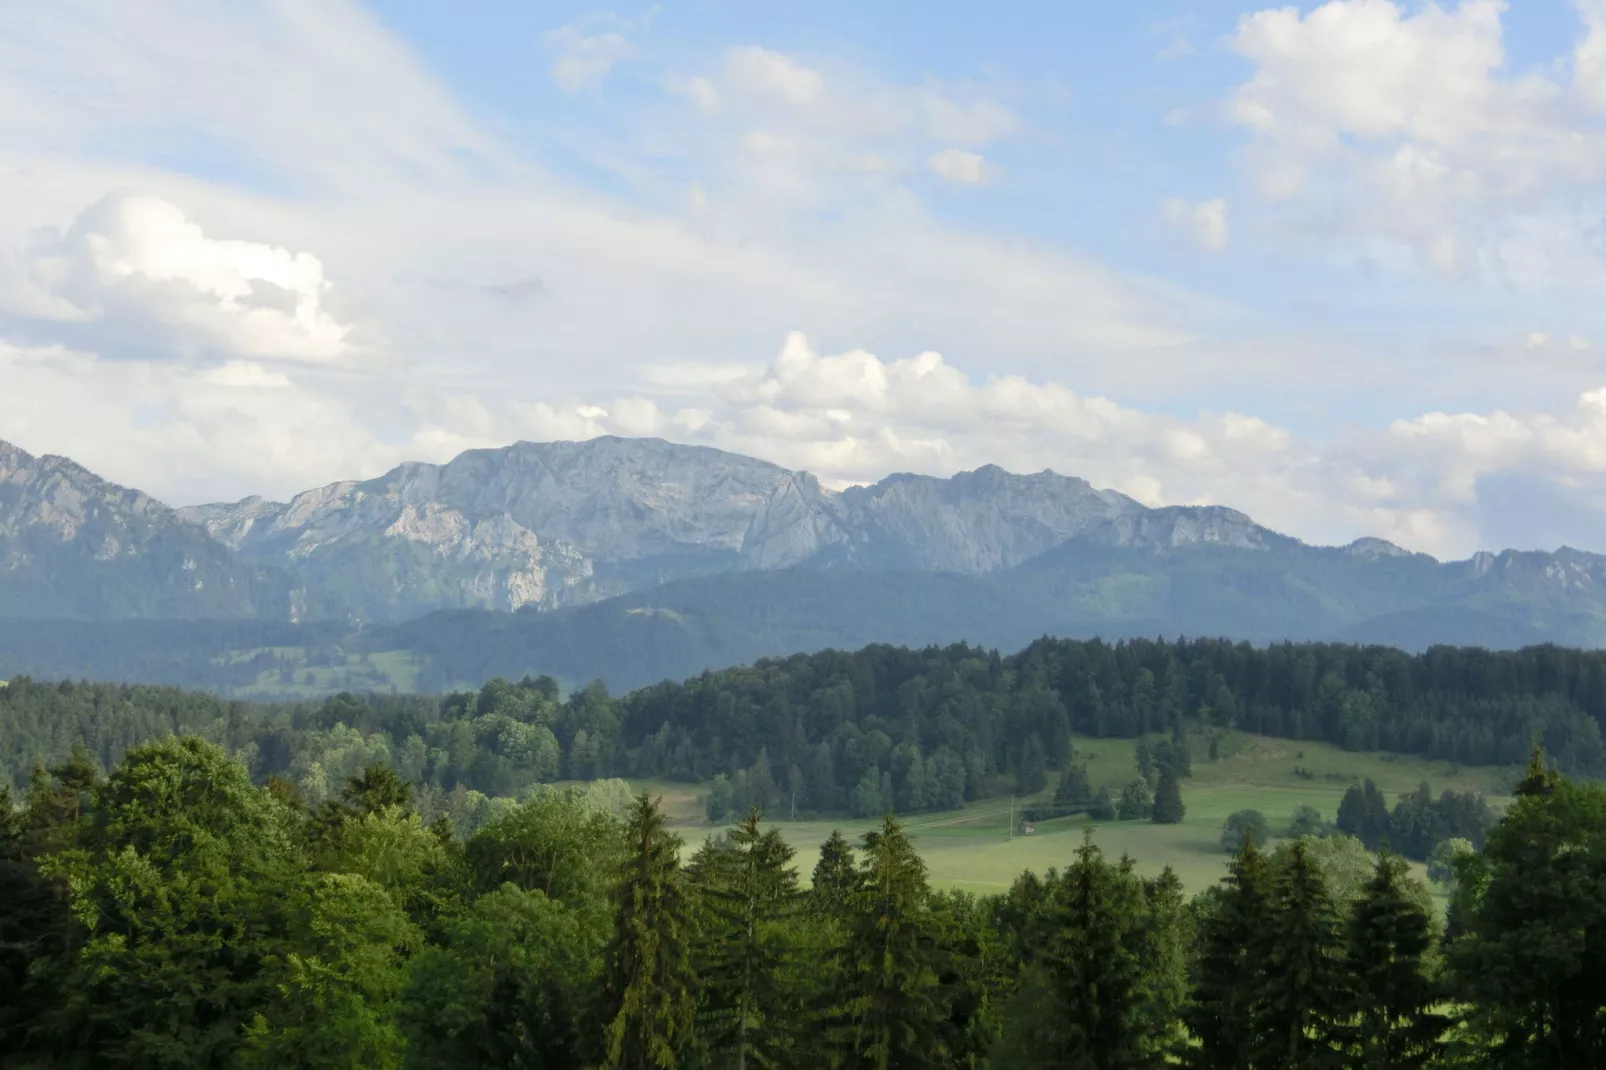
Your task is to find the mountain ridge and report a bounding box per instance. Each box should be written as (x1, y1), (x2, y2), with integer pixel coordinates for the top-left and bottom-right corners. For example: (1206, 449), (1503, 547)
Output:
(6, 433), (1606, 676)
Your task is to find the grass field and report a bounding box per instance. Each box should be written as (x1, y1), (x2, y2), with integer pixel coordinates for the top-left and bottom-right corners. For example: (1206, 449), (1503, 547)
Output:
(662, 730), (1515, 901)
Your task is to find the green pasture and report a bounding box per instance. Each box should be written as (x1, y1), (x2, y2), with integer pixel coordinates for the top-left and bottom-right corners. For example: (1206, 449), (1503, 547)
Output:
(667, 730), (1515, 900)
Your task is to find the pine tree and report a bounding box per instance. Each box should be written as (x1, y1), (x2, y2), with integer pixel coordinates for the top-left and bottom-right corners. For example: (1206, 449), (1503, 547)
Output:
(1036, 836), (1160, 1069)
(810, 830), (860, 915)
(841, 815), (945, 1069)
(688, 809), (802, 1070)
(1340, 853), (1446, 1068)
(1017, 736), (1048, 795)
(1136, 739), (1155, 782)
(1187, 836), (1274, 1069)
(1254, 841), (1345, 1067)
(1138, 866), (1192, 1063)
(1054, 764), (1093, 810)
(601, 793), (699, 1070)
(1151, 769), (1185, 825)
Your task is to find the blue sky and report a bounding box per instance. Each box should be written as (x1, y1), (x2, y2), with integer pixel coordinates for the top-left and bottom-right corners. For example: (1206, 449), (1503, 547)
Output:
(4, 0), (1606, 558)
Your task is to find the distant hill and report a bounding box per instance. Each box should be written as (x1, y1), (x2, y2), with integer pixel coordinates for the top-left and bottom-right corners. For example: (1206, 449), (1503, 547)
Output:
(5, 433), (1606, 690)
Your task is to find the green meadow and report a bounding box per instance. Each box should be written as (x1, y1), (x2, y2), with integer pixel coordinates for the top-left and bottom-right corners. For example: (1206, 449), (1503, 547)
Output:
(657, 730), (1515, 900)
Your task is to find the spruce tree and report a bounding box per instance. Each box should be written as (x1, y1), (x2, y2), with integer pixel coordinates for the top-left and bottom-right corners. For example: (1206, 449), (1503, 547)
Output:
(841, 815), (945, 1069)
(1254, 841), (1345, 1067)
(1187, 835), (1274, 1069)
(1340, 853), (1446, 1068)
(601, 793), (699, 1070)
(810, 829), (860, 914)
(1037, 836), (1161, 1068)
(687, 809), (802, 1070)
(1138, 866), (1192, 1063)
(1054, 764), (1093, 810)
(1151, 768), (1185, 825)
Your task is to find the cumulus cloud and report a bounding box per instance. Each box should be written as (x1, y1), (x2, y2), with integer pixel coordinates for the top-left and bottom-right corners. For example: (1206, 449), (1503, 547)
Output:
(5, 192), (351, 363)
(0, 340), (386, 504)
(927, 148), (994, 186)
(545, 22), (637, 91)
(520, 332), (1606, 559)
(1227, 0), (1606, 278)
(1161, 197), (1229, 252)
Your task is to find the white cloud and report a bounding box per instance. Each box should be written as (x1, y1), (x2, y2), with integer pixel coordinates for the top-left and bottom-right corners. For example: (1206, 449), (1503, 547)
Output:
(665, 43), (1021, 202)
(1161, 197), (1229, 252)
(1227, 0), (1606, 279)
(0, 340), (388, 504)
(545, 23), (637, 92)
(1574, 0), (1606, 112)
(725, 46), (826, 108)
(7, 191), (351, 363)
(666, 73), (720, 113)
(492, 331), (1606, 559)
(927, 148), (994, 186)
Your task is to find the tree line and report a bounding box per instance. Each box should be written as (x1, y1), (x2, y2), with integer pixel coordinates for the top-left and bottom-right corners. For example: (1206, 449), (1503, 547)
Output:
(2, 740), (1602, 1068)
(6, 636), (1606, 825)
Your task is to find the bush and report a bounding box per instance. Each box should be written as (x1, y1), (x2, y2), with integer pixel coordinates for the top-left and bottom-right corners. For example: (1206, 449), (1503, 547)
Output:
(1117, 779), (1153, 821)
(1287, 804), (1329, 839)
(1427, 837), (1476, 889)
(1220, 809), (1268, 854)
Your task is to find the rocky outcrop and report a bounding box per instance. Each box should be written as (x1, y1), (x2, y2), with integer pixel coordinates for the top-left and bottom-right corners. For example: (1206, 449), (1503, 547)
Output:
(1075, 505), (1283, 552)
(0, 439), (297, 620)
(180, 438), (1153, 621)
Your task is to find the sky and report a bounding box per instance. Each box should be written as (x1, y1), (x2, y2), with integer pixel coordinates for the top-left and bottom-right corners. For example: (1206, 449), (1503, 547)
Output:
(5, 1), (1606, 559)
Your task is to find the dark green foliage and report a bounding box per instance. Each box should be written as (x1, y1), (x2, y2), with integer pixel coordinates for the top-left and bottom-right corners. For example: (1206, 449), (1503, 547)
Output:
(1151, 769), (1185, 825)
(1253, 841), (1345, 1067)
(1117, 779), (1153, 821)
(15, 633), (1606, 821)
(49, 737), (301, 1068)
(5, 726), (1601, 1068)
(1336, 779), (1393, 851)
(1188, 837), (1275, 1068)
(403, 883), (607, 1069)
(1448, 762), (1606, 1067)
(1340, 854), (1447, 1067)
(1288, 803), (1330, 839)
(1053, 764), (1092, 809)
(810, 828), (860, 915)
(841, 815), (946, 1069)
(685, 809), (803, 1068)
(1153, 737), (1192, 779)
(994, 836), (1186, 1068)
(1220, 809), (1268, 854)
(1088, 787), (1117, 821)
(1136, 738), (1155, 781)
(1016, 735), (1048, 795)
(601, 793), (699, 1070)
(1386, 780), (1492, 860)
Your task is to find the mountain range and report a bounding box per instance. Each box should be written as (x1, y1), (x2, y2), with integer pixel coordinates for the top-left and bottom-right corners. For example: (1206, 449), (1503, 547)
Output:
(3, 433), (1606, 692)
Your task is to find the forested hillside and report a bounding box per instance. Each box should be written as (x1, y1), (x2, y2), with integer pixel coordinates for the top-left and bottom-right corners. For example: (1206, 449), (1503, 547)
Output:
(5, 637), (1604, 829)
(2, 739), (1601, 1067)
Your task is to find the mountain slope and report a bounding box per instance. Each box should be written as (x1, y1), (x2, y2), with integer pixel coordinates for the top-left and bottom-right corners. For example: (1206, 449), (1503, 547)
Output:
(0, 440), (304, 620)
(180, 437), (1141, 622)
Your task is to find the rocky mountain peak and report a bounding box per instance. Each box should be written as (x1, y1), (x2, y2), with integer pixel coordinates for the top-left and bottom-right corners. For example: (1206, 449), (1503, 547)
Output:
(1079, 504), (1279, 552)
(1342, 536), (1415, 560)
